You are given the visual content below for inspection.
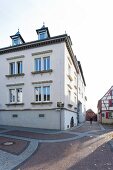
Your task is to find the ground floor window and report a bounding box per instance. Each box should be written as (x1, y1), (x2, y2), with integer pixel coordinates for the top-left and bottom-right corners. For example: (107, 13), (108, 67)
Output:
(9, 88), (22, 103)
(35, 87), (41, 102)
(102, 112), (105, 117)
(109, 112), (113, 118)
(35, 86), (50, 102)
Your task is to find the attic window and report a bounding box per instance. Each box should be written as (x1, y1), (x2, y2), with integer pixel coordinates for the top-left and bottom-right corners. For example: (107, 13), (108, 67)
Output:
(39, 31), (47, 40)
(13, 38), (18, 46)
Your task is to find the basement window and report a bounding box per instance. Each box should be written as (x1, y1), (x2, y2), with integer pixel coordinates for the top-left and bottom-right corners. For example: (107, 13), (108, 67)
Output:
(39, 114), (45, 118)
(12, 114), (18, 118)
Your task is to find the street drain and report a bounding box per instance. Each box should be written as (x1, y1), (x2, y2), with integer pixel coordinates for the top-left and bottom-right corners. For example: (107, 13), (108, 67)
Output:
(2, 141), (15, 146)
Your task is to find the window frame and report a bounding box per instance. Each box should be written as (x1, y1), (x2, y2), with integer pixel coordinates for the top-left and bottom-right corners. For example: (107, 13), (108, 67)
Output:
(9, 61), (23, 75)
(35, 58), (41, 71)
(43, 86), (50, 101)
(34, 85), (51, 102)
(9, 89), (16, 103)
(16, 88), (22, 103)
(9, 88), (23, 103)
(43, 56), (50, 71)
(17, 61), (23, 74)
(10, 62), (16, 75)
(35, 86), (42, 102)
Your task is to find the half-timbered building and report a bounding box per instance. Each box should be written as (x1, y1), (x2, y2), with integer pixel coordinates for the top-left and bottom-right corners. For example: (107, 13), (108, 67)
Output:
(97, 86), (113, 124)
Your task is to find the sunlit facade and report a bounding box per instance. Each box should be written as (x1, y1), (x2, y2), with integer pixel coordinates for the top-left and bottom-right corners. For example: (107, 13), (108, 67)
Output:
(0, 25), (86, 130)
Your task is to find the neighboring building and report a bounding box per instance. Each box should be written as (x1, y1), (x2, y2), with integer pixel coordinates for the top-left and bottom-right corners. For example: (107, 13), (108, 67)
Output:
(86, 109), (97, 121)
(0, 24), (86, 130)
(97, 86), (113, 124)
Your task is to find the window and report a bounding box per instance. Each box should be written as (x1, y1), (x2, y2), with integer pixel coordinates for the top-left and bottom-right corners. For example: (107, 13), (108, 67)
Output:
(40, 32), (46, 40)
(35, 87), (41, 102)
(39, 114), (45, 118)
(10, 62), (15, 75)
(34, 56), (51, 72)
(102, 112), (105, 117)
(9, 89), (16, 103)
(9, 61), (23, 75)
(43, 86), (50, 101)
(75, 96), (77, 105)
(79, 87), (80, 94)
(68, 90), (71, 103)
(68, 64), (71, 75)
(34, 86), (50, 102)
(9, 88), (22, 103)
(43, 57), (50, 70)
(38, 31), (47, 40)
(13, 38), (18, 46)
(17, 88), (22, 103)
(35, 58), (41, 71)
(109, 99), (113, 107)
(17, 61), (22, 74)
(109, 112), (113, 118)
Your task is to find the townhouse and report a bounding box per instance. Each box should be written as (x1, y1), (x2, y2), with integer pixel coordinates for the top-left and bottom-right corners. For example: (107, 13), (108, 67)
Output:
(0, 24), (86, 130)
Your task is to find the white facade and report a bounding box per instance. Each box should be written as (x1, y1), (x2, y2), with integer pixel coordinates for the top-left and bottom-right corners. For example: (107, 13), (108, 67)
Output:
(0, 26), (86, 130)
(77, 61), (86, 123)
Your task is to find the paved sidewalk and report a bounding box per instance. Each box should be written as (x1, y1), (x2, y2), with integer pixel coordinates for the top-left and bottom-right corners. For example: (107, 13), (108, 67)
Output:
(17, 122), (113, 170)
(0, 121), (113, 170)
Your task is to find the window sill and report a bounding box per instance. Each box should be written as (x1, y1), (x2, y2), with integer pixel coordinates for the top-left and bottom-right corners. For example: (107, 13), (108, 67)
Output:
(6, 103), (24, 106)
(31, 69), (53, 74)
(68, 104), (73, 107)
(5, 73), (25, 78)
(31, 102), (53, 105)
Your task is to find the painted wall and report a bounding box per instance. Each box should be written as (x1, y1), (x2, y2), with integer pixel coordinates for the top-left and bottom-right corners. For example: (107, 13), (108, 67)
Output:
(0, 43), (65, 110)
(0, 110), (60, 129)
(0, 40), (86, 129)
(63, 110), (77, 130)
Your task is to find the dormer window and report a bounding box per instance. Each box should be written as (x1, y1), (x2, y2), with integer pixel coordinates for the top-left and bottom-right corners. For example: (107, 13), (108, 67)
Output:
(38, 31), (47, 40)
(10, 29), (25, 46)
(36, 24), (50, 40)
(13, 38), (18, 46)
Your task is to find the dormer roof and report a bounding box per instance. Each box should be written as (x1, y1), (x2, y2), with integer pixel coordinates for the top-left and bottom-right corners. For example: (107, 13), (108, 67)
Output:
(36, 24), (50, 40)
(10, 30), (25, 45)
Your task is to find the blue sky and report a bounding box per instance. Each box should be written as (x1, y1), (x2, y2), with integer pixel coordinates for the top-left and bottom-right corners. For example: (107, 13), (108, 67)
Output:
(0, 0), (113, 112)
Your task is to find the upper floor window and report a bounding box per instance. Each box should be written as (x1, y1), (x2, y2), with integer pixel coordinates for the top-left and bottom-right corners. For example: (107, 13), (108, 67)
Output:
(9, 88), (22, 103)
(13, 38), (18, 46)
(68, 64), (71, 76)
(34, 56), (51, 72)
(43, 57), (50, 70)
(38, 31), (47, 40)
(40, 32), (46, 39)
(109, 99), (113, 107)
(10, 62), (15, 75)
(68, 90), (71, 103)
(17, 61), (22, 74)
(35, 58), (41, 71)
(9, 61), (23, 75)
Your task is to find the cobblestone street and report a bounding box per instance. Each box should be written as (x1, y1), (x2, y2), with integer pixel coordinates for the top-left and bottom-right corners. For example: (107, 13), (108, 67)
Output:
(0, 121), (113, 170)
